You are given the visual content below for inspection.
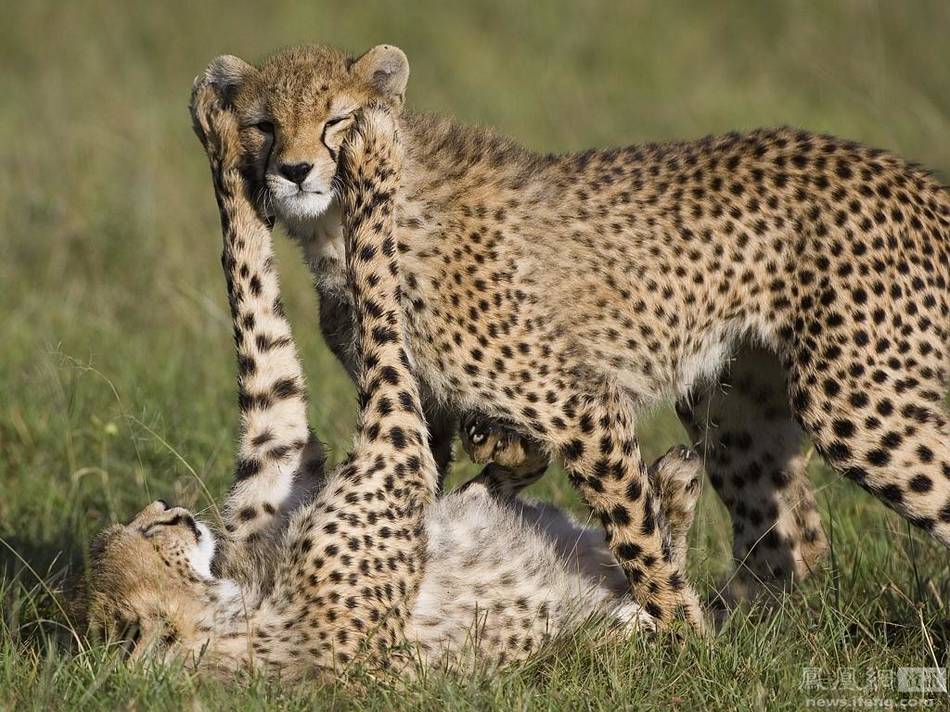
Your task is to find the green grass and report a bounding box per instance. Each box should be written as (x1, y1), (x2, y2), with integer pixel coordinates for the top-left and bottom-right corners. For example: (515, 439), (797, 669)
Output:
(2, 0), (949, 709)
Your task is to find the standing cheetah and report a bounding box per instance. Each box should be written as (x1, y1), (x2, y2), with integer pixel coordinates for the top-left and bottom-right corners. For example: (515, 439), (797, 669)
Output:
(79, 87), (705, 675)
(197, 44), (949, 626)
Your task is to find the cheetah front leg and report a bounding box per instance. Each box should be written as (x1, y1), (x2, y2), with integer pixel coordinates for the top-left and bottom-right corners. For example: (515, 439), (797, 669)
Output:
(460, 432), (704, 576)
(462, 388), (706, 629)
(556, 391), (706, 630)
(479, 380), (707, 631)
(191, 77), (325, 582)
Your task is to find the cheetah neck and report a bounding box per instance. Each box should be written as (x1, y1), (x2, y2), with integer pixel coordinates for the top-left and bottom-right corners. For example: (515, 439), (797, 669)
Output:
(290, 198), (344, 254)
(172, 579), (324, 674)
(283, 192), (366, 294)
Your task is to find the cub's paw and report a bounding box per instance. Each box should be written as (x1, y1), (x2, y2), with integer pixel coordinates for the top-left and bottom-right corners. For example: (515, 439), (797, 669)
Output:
(357, 101), (399, 142)
(340, 102), (403, 180)
(609, 598), (657, 634)
(648, 445), (705, 578)
(459, 413), (501, 464)
(459, 413), (548, 473)
(189, 74), (242, 170)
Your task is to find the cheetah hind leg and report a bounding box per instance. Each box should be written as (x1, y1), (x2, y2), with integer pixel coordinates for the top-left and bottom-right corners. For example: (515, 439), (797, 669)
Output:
(677, 345), (828, 608)
(789, 334), (950, 550)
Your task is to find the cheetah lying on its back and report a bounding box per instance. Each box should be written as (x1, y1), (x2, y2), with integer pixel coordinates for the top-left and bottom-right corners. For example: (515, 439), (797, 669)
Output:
(199, 43), (949, 625)
(79, 88), (703, 677)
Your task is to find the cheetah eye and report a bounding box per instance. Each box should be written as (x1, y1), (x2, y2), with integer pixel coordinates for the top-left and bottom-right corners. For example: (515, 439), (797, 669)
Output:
(255, 120), (275, 135)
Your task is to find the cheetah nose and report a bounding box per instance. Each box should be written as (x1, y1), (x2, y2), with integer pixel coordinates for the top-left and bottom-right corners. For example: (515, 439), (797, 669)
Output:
(279, 162), (313, 185)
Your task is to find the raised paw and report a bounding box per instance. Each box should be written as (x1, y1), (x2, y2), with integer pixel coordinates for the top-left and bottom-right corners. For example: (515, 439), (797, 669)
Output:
(189, 74), (243, 170)
(649, 446), (703, 526)
(648, 445), (704, 575)
(459, 412), (501, 464)
(339, 102), (402, 178)
(459, 413), (548, 473)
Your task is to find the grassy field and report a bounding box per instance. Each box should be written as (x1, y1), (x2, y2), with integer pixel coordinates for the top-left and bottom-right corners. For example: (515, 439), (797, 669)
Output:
(2, 0), (949, 709)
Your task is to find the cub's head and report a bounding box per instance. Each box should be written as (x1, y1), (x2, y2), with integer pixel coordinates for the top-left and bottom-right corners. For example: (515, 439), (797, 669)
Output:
(198, 44), (409, 222)
(81, 500), (217, 657)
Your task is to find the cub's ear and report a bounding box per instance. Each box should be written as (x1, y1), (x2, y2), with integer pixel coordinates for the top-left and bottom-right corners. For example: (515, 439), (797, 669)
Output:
(203, 54), (257, 104)
(353, 44), (410, 106)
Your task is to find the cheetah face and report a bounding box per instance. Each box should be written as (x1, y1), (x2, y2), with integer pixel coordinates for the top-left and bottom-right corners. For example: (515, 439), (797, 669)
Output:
(199, 44), (409, 223)
(128, 500), (216, 578)
(247, 93), (358, 223)
(82, 500), (218, 651)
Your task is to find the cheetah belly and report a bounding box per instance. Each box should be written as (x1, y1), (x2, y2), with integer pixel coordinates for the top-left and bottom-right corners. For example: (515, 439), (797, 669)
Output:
(403, 487), (637, 665)
(663, 314), (780, 402)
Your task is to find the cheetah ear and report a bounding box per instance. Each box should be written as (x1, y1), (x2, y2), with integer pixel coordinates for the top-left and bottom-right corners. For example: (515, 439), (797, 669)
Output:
(204, 54), (258, 104)
(353, 45), (410, 106)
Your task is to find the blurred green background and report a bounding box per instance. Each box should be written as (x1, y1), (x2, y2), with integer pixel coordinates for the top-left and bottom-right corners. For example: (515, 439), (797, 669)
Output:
(1, 1), (948, 709)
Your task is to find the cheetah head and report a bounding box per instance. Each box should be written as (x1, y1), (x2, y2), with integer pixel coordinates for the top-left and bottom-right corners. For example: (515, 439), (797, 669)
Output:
(80, 500), (223, 658)
(198, 44), (409, 222)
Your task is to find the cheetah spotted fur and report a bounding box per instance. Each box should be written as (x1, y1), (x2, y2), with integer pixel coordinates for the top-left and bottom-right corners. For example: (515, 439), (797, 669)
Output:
(202, 43), (948, 626)
(79, 85), (705, 676)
